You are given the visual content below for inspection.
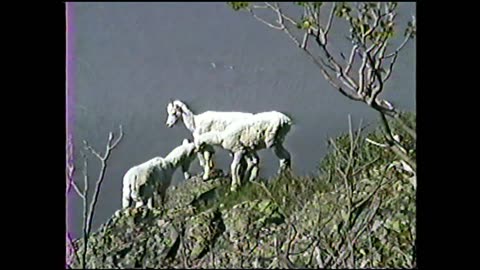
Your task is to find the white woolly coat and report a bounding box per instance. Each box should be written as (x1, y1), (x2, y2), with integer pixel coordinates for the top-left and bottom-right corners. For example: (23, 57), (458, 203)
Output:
(122, 140), (196, 208)
(195, 111), (292, 152)
(191, 111), (254, 138)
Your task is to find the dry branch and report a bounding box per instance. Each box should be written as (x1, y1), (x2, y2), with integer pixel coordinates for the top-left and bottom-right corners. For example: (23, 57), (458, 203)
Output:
(73, 125), (124, 269)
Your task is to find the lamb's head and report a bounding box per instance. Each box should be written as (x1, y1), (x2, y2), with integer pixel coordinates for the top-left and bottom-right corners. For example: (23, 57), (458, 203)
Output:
(166, 100), (182, 128)
(182, 138), (196, 155)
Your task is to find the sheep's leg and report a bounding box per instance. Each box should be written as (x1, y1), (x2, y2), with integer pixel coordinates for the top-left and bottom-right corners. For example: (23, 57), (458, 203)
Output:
(202, 150), (213, 180)
(197, 151), (206, 168)
(202, 146), (215, 180)
(238, 155), (249, 183)
(230, 151), (245, 192)
(274, 144), (291, 174)
(182, 162), (192, 180)
(246, 152), (260, 182)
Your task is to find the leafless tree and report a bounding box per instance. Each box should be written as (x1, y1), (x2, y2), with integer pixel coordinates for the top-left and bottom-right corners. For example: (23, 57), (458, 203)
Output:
(66, 125), (124, 269)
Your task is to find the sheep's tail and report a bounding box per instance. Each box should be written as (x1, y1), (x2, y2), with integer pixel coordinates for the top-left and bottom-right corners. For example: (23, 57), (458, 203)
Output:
(276, 113), (292, 144)
(264, 112), (292, 148)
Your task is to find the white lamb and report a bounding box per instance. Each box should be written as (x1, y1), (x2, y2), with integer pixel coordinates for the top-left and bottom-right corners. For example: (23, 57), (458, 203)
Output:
(165, 99), (254, 180)
(194, 111), (293, 191)
(121, 138), (197, 210)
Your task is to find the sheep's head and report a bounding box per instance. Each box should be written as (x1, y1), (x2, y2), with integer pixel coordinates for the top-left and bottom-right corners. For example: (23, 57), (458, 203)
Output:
(166, 100), (181, 128)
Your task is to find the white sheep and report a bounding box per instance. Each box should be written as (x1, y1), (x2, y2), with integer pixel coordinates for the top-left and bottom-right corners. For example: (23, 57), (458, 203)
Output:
(165, 99), (254, 180)
(194, 111), (293, 191)
(121, 138), (197, 210)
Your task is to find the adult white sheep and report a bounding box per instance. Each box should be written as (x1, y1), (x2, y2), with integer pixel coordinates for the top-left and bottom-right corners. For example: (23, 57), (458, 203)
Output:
(194, 111), (293, 192)
(165, 99), (254, 180)
(121, 138), (197, 210)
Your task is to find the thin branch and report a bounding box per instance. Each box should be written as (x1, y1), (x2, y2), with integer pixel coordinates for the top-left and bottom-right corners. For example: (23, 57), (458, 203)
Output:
(321, 68), (363, 101)
(383, 34), (411, 59)
(82, 141), (102, 161)
(72, 181), (86, 200)
(328, 138), (349, 164)
(81, 152), (89, 269)
(345, 45), (359, 75)
(301, 31), (309, 49)
(282, 24), (302, 47)
(109, 125), (124, 149)
(365, 137), (388, 148)
(251, 4), (269, 9)
(358, 54), (368, 97)
(324, 2), (336, 36)
(80, 125), (124, 269)
(248, 8), (283, 30)
(270, 2), (298, 27)
(382, 53), (398, 83)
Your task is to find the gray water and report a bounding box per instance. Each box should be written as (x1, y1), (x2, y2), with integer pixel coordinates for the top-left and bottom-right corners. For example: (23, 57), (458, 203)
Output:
(68, 2), (416, 239)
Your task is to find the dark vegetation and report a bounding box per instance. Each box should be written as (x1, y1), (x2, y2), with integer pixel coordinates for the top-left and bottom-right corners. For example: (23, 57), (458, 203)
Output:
(67, 112), (416, 269)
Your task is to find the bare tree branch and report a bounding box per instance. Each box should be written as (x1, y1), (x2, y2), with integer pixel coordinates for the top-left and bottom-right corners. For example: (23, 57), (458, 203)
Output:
(382, 53), (398, 83)
(324, 2), (336, 36)
(383, 33), (412, 59)
(78, 125), (124, 269)
(345, 44), (359, 75)
(72, 181), (86, 200)
(358, 54), (368, 96)
(81, 152), (89, 269)
(247, 7), (283, 30)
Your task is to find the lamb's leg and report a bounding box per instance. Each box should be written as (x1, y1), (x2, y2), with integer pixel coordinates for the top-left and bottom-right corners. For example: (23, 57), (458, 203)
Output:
(135, 201), (144, 208)
(230, 151), (245, 192)
(157, 184), (168, 211)
(147, 197), (154, 209)
(274, 144), (291, 174)
(122, 185), (132, 209)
